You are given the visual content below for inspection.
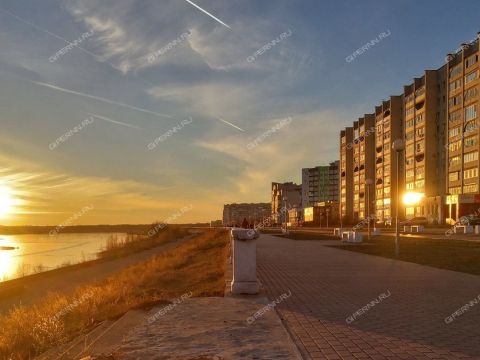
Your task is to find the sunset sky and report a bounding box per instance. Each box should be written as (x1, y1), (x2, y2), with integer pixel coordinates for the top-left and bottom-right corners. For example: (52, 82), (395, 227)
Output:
(0, 0), (479, 225)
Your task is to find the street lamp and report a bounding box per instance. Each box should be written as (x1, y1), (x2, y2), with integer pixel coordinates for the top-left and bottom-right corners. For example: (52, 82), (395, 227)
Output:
(282, 197), (288, 234)
(365, 178), (373, 241)
(392, 138), (405, 256)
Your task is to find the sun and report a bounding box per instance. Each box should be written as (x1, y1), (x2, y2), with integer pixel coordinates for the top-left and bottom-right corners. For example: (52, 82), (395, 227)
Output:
(0, 185), (15, 218)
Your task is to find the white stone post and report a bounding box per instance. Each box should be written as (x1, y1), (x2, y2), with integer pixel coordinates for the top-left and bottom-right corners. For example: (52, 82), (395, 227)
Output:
(230, 228), (259, 295)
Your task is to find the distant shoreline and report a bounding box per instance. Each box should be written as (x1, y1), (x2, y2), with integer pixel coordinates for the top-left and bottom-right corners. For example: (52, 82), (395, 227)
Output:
(0, 223), (209, 235)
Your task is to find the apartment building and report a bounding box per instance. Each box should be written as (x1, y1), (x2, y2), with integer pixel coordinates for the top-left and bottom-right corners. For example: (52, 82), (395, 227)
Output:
(446, 36), (480, 221)
(403, 68), (447, 223)
(340, 127), (354, 224)
(301, 161), (339, 208)
(352, 114), (376, 222)
(374, 96), (404, 224)
(271, 182), (302, 224)
(222, 203), (271, 226)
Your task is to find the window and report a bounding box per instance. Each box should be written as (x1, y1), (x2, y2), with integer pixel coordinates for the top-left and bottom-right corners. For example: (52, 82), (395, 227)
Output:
(383, 131), (390, 140)
(416, 166), (425, 179)
(416, 127), (425, 138)
(449, 171), (460, 181)
(406, 169), (415, 178)
(449, 126), (461, 139)
(384, 176), (391, 185)
(465, 120), (478, 134)
(449, 109), (462, 122)
(464, 184), (478, 193)
(464, 151), (478, 163)
(465, 104), (478, 121)
(415, 179), (425, 189)
(405, 107), (415, 117)
(376, 188), (383, 196)
(449, 140), (461, 152)
(449, 186), (462, 195)
(465, 136), (477, 148)
(449, 94), (462, 107)
(406, 131), (415, 141)
(384, 187), (390, 195)
(464, 167), (478, 179)
(406, 157), (414, 165)
(376, 199), (383, 206)
(449, 79), (462, 92)
(406, 118), (415, 127)
(465, 54), (478, 68)
(450, 63), (462, 78)
(415, 142), (424, 153)
(406, 182), (414, 190)
(465, 70), (479, 84)
(465, 87), (478, 102)
(449, 155), (461, 166)
(415, 113), (424, 125)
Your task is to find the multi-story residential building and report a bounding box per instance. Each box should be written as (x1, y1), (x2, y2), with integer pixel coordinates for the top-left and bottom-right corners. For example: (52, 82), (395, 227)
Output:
(352, 114), (376, 222)
(340, 127), (354, 224)
(222, 203), (271, 226)
(301, 161), (339, 208)
(374, 96), (404, 224)
(271, 182), (302, 224)
(446, 37), (480, 221)
(403, 68), (447, 223)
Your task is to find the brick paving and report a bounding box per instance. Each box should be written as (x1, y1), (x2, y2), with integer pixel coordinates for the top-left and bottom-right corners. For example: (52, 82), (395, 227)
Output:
(257, 234), (480, 360)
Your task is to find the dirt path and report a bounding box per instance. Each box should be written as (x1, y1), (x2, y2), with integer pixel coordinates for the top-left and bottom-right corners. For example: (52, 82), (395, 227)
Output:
(0, 236), (191, 314)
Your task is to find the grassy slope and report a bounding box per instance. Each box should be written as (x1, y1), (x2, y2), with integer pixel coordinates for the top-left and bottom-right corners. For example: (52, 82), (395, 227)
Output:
(0, 229), (229, 359)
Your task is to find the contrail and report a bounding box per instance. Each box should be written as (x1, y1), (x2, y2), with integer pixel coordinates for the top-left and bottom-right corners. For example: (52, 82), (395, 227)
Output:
(0, 7), (102, 63)
(31, 80), (173, 118)
(0, 6), (162, 91)
(87, 113), (142, 130)
(184, 0), (231, 29)
(217, 118), (244, 132)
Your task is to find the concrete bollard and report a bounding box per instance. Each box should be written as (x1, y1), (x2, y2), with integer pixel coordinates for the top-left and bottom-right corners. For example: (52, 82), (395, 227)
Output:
(230, 228), (260, 295)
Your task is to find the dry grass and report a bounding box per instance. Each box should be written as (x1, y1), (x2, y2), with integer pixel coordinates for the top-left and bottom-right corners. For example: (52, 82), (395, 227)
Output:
(0, 229), (229, 359)
(99, 225), (189, 259)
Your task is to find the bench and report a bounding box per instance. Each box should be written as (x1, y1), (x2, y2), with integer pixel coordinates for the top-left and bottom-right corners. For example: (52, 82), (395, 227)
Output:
(411, 225), (424, 233)
(403, 225), (412, 233)
(455, 225), (473, 234)
(341, 231), (363, 243)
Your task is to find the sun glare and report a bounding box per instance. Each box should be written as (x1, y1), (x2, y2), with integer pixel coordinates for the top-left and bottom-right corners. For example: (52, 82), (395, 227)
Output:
(0, 185), (15, 218)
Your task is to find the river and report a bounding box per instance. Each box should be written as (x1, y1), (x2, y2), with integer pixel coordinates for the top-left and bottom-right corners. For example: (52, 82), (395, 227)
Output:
(0, 233), (127, 282)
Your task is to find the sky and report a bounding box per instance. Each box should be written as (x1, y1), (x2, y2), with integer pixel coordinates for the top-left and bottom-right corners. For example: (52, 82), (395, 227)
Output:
(0, 0), (479, 226)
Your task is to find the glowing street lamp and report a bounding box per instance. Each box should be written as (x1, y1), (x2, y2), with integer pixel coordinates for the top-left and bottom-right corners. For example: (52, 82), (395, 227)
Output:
(403, 192), (425, 206)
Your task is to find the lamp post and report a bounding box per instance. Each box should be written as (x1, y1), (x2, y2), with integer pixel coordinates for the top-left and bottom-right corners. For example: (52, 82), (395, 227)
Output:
(392, 138), (405, 257)
(282, 197), (288, 234)
(365, 178), (373, 241)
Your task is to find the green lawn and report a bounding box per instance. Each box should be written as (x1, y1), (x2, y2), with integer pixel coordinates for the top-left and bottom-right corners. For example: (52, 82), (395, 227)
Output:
(330, 235), (480, 275)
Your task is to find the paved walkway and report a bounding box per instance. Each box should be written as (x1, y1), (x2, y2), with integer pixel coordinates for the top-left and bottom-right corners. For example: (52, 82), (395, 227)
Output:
(257, 234), (480, 360)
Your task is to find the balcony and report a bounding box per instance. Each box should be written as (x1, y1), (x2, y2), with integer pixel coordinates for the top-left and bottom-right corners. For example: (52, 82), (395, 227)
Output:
(415, 87), (425, 97)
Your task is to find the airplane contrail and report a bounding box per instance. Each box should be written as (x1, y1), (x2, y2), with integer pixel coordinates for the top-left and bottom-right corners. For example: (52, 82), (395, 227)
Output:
(87, 113), (142, 130)
(217, 118), (245, 132)
(184, 0), (231, 29)
(31, 80), (173, 119)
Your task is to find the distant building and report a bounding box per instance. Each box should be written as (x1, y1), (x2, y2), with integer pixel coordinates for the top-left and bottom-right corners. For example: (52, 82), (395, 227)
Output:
(222, 203), (271, 226)
(210, 220), (223, 227)
(301, 162), (339, 208)
(303, 201), (340, 227)
(271, 182), (302, 224)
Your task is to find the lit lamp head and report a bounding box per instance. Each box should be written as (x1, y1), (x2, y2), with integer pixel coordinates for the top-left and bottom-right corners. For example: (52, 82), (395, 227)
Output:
(392, 138), (405, 152)
(402, 192), (425, 206)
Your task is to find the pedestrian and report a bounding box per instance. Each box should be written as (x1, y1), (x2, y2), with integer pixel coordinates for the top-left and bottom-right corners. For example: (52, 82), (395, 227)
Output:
(242, 217), (249, 229)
